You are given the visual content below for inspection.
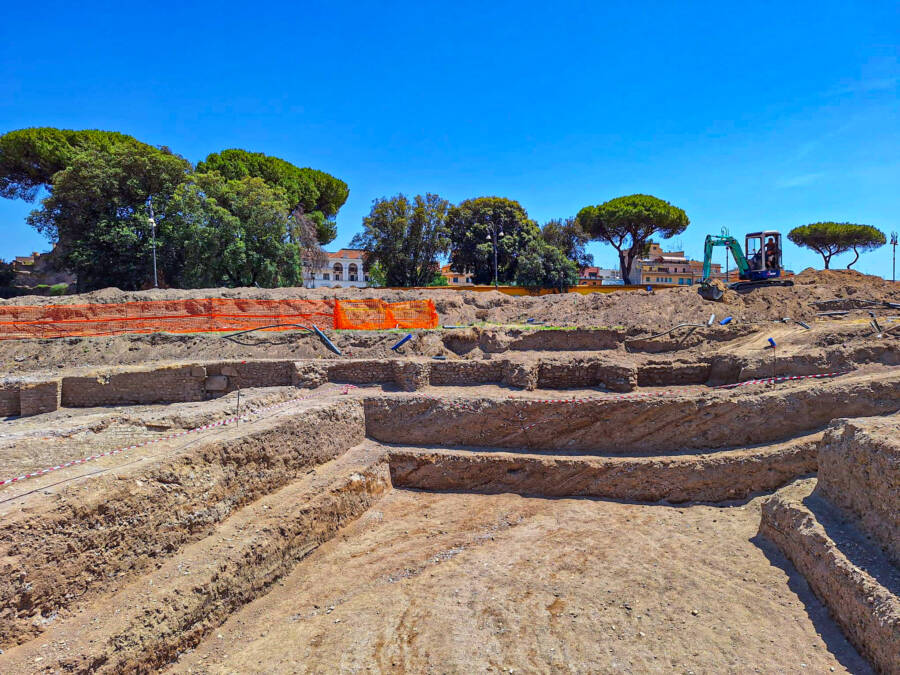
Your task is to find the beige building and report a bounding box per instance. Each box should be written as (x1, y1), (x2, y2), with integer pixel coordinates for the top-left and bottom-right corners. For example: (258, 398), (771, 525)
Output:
(305, 249), (369, 288)
(639, 242), (723, 286)
(439, 264), (473, 286)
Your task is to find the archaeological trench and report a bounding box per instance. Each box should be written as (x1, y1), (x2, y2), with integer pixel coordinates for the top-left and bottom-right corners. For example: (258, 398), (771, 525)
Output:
(0, 318), (898, 673)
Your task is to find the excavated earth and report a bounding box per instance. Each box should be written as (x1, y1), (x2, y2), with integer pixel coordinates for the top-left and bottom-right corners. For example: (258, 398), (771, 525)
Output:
(0, 270), (897, 673)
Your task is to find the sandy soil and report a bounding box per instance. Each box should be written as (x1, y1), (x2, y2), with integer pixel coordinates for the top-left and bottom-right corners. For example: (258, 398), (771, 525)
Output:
(0, 386), (299, 478)
(2, 269), (897, 332)
(169, 487), (870, 674)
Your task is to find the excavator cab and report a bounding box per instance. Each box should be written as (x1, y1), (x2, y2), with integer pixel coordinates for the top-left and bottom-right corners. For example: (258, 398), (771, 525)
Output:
(744, 231), (783, 280)
(698, 229), (793, 300)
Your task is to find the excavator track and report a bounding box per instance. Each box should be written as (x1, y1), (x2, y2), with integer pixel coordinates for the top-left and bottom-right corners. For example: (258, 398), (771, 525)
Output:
(730, 279), (795, 293)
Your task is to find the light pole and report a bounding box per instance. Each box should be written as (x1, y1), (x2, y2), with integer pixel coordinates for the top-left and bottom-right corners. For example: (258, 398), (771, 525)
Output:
(147, 197), (159, 288)
(485, 221), (504, 288)
(721, 226), (730, 282)
(891, 231), (898, 283)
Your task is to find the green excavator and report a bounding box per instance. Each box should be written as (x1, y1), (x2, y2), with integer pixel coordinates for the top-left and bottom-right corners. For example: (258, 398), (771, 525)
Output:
(698, 230), (794, 300)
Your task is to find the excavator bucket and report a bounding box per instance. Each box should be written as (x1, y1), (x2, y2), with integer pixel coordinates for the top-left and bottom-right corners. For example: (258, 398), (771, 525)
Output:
(698, 279), (726, 301)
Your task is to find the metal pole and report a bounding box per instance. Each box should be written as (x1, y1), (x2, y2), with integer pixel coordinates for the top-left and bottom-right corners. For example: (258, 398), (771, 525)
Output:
(148, 198), (158, 288)
(493, 227), (499, 289)
(891, 232), (898, 283)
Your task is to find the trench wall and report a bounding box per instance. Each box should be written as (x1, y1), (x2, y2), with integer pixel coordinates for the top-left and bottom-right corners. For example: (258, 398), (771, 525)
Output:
(760, 489), (900, 674)
(0, 397), (366, 647)
(388, 434), (821, 502)
(817, 415), (900, 567)
(1, 357), (641, 417)
(364, 372), (900, 454)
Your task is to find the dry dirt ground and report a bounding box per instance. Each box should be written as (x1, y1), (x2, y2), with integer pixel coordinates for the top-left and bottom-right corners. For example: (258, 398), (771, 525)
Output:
(0, 268), (896, 375)
(169, 488), (870, 675)
(0, 269), (896, 674)
(2, 268), (897, 329)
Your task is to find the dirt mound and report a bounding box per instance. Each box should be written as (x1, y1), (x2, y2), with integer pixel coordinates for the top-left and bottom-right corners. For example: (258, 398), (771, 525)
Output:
(1, 270), (896, 333)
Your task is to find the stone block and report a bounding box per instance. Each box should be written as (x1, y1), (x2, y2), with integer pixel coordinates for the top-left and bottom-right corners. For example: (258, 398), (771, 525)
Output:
(501, 360), (538, 390)
(205, 375), (229, 392)
(19, 380), (61, 416)
(191, 366), (207, 378)
(392, 361), (430, 392)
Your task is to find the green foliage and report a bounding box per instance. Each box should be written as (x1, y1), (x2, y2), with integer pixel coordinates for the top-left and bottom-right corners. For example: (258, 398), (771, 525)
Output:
(0, 259), (14, 286)
(197, 149), (348, 244)
(576, 194), (689, 283)
(788, 222), (886, 269)
(514, 240), (580, 291)
(49, 282), (69, 296)
(0, 127), (159, 202)
(166, 173), (302, 288)
(27, 144), (191, 291)
(366, 261), (387, 287)
(427, 272), (449, 286)
(0, 129), (349, 291)
(447, 197), (541, 285)
(351, 193), (451, 287)
(541, 217), (593, 269)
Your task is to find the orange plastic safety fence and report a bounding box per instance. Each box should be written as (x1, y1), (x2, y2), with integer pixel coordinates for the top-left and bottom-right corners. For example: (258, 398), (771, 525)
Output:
(0, 298), (335, 340)
(387, 300), (439, 329)
(333, 299), (394, 330)
(0, 297), (439, 339)
(333, 299), (438, 330)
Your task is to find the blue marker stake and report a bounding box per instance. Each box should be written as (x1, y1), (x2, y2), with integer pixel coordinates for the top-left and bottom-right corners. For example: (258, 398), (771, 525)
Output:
(719, 317), (733, 325)
(768, 337), (777, 380)
(391, 333), (413, 351)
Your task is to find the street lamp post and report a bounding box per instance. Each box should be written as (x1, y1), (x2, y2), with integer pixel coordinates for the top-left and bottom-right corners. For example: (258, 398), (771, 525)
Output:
(485, 222), (504, 288)
(891, 231), (898, 283)
(147, 197), (159, 288)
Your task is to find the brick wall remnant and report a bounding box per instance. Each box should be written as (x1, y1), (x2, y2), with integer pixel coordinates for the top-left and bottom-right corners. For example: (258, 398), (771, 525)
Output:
(19, 380), (61, 416)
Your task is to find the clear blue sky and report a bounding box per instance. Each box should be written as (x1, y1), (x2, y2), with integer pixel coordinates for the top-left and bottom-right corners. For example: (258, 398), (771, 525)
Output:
(1, 1), (898, 277)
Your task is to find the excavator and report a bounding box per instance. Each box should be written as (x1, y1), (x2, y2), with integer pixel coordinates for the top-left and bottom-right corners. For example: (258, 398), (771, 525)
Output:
(698, 230), (794, 300)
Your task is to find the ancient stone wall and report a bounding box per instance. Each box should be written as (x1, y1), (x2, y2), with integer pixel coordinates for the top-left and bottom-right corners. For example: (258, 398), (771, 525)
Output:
(817, 415), (900, 567)
(429, 360), (504, 385)
(19, 380), (61, 416)
(0, 382), (20, 416)
(536, 359), (635, 392)
(61, 366), (206, 407)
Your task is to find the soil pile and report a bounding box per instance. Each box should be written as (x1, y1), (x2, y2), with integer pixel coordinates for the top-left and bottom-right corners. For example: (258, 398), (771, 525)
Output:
(1, 269), (896, 332)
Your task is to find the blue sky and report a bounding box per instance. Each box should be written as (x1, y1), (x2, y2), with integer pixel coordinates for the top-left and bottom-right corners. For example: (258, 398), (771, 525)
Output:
(1, 0), (898, 277)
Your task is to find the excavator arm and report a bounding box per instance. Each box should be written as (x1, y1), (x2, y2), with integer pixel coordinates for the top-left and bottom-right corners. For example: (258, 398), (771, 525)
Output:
(701, 235), (749, 281)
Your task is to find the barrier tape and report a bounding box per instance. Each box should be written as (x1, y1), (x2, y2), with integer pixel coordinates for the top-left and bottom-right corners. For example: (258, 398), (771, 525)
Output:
(0, 384), (356, 488)
(709, 370), (851, 389)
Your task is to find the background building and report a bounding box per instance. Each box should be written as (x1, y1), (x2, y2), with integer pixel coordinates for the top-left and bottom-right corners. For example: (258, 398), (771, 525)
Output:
(439, 264), (473, 286)
(639, 241), (725, 286)
(304, 249), (369, 288)
(578, 267), (622, 286)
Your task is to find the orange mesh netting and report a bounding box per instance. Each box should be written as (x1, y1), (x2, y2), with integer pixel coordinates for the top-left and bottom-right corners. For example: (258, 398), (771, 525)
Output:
(333, 299), (393, 330)
(0, 298), (335, 340)
(387, 300), (440, 329)
(0, 297), (438, 340)
(333, 299), (438, 330)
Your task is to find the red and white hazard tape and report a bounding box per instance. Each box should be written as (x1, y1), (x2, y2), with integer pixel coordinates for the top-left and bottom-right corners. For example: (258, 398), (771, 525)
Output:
(710, 370), (851, 389)
(0, 384), (356, 488)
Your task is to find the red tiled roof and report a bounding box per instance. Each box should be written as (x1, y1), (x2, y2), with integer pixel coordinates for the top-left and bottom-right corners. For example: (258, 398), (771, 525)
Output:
(326, 249), (365, 259)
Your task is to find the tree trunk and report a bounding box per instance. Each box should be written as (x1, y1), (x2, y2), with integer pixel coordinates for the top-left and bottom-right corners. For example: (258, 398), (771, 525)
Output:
(618, 250), (633, 285)
(823, 255), (831, 269)
(847, 247), (859, 269)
